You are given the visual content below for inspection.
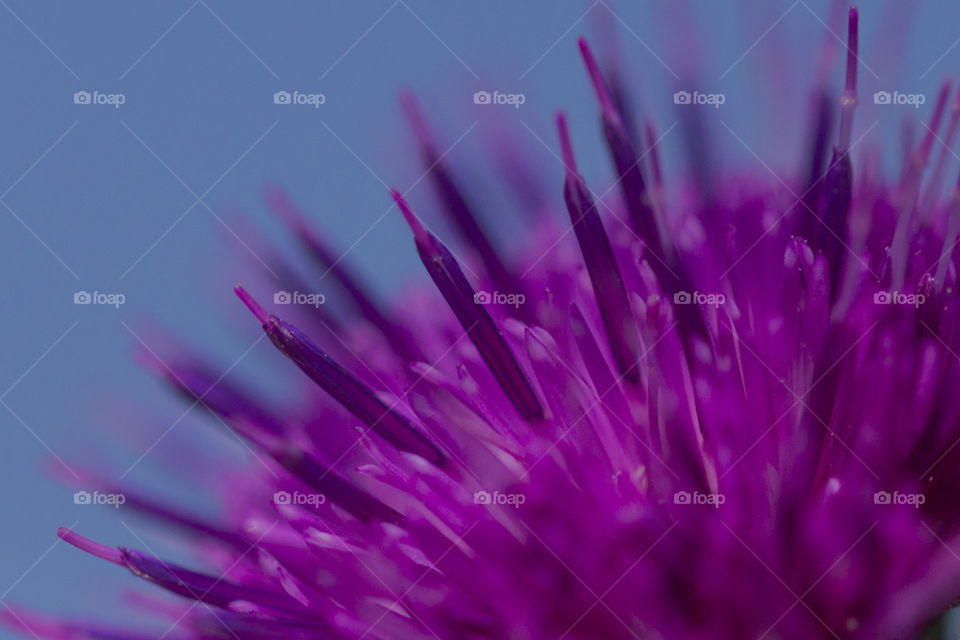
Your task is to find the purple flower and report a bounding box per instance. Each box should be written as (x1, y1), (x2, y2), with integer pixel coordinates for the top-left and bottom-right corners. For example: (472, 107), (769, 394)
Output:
(8, 6), (960, 639)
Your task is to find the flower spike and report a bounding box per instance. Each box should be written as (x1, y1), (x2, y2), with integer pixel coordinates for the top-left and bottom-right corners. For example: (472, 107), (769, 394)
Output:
(578, 38), (666, 265)
(838, 5), (859, 153)
(819, 6), (859, 298)
(557, 112), (640, 383)
(400, 93), (527, 317)
(234, 285), (446, 467)
(61, 528), (315, 616)
(392, 190), (544, 421)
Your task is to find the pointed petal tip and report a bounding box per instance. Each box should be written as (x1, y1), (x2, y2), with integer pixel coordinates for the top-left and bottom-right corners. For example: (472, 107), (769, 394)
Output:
(392, 190), (428, 240)
(58, 527), (124, 565)
(234, 284), (272, 325)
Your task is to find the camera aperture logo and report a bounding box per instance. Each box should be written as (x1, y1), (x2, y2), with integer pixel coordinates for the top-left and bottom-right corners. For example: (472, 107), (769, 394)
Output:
(673, 90), (725, 109)
(273, 490), (326, 507)
(474, 290), (526, 309)
(873, 290), (925, 308)
(73, 91), (125, 109)
(73, 490), (125, 508)
(473, 90), (526, 109)
(673, 490), (726, 508)
(274, 290), (326, 308)
(873, 491), (925, 508)
(273, 90), (326, 108)
(474, 490), (526, 509)
(873, 91), (926, 109)
(673, 290), (726, 308)
(74, 290), (125, 308)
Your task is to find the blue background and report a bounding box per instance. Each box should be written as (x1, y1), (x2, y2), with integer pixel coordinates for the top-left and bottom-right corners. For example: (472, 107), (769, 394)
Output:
(2, 0), (960, 635)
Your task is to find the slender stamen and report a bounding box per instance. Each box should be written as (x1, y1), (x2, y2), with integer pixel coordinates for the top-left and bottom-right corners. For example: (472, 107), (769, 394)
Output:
(234, 285), (446, 467)
(58, 527), (124, 565)
(391, 191), (544, 421)
(236, 284), (271, 323)
(557, 112), (640, 383)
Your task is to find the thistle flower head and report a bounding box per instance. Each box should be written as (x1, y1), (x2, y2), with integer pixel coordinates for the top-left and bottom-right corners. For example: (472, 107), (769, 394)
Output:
(10, 6), (960, 640)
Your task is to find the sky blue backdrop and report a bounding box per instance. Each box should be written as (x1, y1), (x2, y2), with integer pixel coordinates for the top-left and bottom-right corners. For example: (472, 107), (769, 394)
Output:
(2, 0), (960, 635)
